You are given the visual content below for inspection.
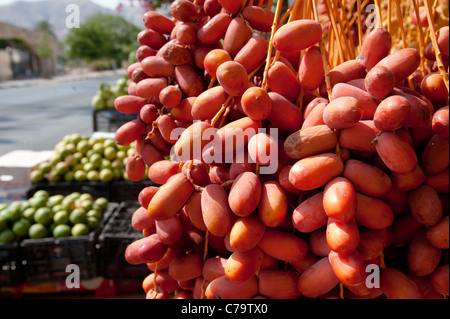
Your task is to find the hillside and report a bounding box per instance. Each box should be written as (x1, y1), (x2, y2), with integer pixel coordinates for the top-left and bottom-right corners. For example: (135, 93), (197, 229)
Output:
(0, 0), (148, 41)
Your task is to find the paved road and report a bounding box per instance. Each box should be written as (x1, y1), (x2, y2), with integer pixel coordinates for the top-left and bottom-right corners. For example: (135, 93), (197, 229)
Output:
(0, 71), (124, 157)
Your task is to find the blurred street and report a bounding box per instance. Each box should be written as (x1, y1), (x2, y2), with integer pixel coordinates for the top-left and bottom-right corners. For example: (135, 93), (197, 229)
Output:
(0, 70), (124, 157)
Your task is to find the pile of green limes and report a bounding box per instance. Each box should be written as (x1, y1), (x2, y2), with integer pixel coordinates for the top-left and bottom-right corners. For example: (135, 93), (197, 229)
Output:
(0, 190), (109, 243)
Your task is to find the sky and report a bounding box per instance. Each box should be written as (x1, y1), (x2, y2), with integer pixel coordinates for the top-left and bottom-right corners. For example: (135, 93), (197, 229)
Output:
(0, 0), (122, 9)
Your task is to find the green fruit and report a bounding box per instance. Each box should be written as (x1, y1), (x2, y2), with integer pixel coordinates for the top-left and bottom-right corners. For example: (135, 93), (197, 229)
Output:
(87, 216), (99, 230)
(57, 148), (71, 161)
(99, 168), (114, 182)
(4, 206), (21, 222)
(103, 146), (117, 160)
(47, 195), (64, 207)
(86, 171), (99, 182)
(91, 94), (106, 110)
(93, 197), (108, 211)
(103, 139), (116, 148)
(71, 223), (90, 237)
(0, 229), (15, 243)
(64, 154), (77, 166)
(33, 190), (49, 200)
(69, 208), (87, 224)
(22, 207), (36, 221)
(53, 210), (69, 225)
(92, 143), (104, 155)
(64, 171), (75, 182)
(87, 209), (101, 220)
(38, 162), (52, 174)
(61, 198), (75, 212)
(74, 170), (87, 182)
(34, 207), (53, 225)
(30, 170), (44, 183)
(46, 170), (61, 183)
(12, 218), (31, 237)
(76, 140), (90, 154)
(29, 196), (47, 210)
(28, 223), (48, 239)
(76, 200), (93, 212)
(64, 143), (77, 154)
(73, 152), (83, 163)
(83, 162), (95, 172)
(67, 192), (81, 200)
(111, 159), (123, 169)
(55, 162), (70, 175)
(52, 224), (72, 238)
(89, 153), (102, 168)
(80, 192), (94, 201)
(100, 159), (112, 170)
(115, 151), (126, 161)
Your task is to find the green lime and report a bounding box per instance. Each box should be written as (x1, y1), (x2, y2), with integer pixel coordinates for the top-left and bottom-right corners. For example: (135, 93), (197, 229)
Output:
(67, 192), (81, 200)
(53, 210), (69, 225)
(64, 154), (77, 166)
(30, 170), (44, 183)
(33, 190), (49, 199)
(99, 168), (114, 182)
(22, 207), (36, 221)
(79, 193), (93, 202)
(76, 199), (93, 211)
(74, 170), (87, 182)
(46, 170), (61, 183)
(80, 157), (88, 165)
(103, 139), (116, 148)
(99, 159), (112, 170)
(12, 218), (31, 237)
(28, 223), (48, 239)
(55, 161), (69, 175)
(64, 171), (75, 182)
(93, 197), (108, 211)
(71, 223), (90, 237)
(76, 140), (90, 154)
(0, 229), (15, 243)
(87, 209), (101, 220)
(92, 143), (104, 155)
(69, 208), (87, 224)
(87, 216), (99, 230)
(34, 207), (53, 225)
(47, 195), (64, 208)
(53, 224), (72, 238)
(29, 196), (47, 209)
(83, 162), (95, 172)
(89, 153), (102, 168)
(86, 170), (99, 182)
(38, 162), (52, 174)
(103, 146), (117, 160)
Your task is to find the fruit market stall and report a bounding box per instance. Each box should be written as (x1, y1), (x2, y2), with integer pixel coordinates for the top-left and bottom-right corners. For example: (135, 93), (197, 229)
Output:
(108, 0), (449, 300)
(1, 0), (449, 302)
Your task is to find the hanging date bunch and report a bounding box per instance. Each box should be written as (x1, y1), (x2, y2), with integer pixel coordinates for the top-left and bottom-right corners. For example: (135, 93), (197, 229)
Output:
(113, 0), (449, 299)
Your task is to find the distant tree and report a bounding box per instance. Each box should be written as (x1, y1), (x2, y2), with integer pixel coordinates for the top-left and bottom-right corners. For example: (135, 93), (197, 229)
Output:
(35, 20), (56, 37)
(117, 0), (172, 12)
(64, 13), (140, 64)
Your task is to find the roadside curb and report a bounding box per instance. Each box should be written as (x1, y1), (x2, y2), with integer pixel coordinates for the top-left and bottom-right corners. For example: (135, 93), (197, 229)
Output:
(0, 69), (126, 90)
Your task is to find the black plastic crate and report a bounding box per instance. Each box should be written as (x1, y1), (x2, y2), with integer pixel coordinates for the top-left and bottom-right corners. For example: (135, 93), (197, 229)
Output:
(98, 201), (148, 280)
(110, 180), (157, 202)
(0, 241), (24, 287)
(27, 181), (112, 200)
(93, 109), (137, 132)
(19, 202), (119, 284)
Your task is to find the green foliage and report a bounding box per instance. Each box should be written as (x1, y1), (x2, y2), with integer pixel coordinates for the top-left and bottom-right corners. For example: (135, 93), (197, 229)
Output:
(65, 13), (140, 62)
